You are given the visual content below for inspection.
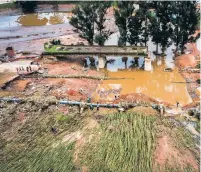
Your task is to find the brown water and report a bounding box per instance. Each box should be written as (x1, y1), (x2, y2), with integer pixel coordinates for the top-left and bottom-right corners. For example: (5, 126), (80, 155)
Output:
(94, 57), (192, 105)
(0, 12), (71, 28)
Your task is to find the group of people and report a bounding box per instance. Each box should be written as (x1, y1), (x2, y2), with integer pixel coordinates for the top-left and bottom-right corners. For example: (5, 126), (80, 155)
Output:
(16, 66), (32, 74)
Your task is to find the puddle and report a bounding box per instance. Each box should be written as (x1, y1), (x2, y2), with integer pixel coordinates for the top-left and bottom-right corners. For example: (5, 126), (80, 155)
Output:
(0, 12), (71, 27)
(93, 56), (192, 105)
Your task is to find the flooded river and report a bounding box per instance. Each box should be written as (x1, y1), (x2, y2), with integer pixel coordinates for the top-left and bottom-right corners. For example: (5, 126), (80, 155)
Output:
(93, 55), (192, 105)
(0, 11), (198, 106)
(93, 33), (197, 105)
(0, 12), (71, 27)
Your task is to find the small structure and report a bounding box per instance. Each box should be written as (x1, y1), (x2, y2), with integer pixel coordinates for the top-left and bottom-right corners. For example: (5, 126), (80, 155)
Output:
(6, 47), (15, 58)
(164, 68), (173, 72)
(144, 57), (152, 71)
(98, 55), (107, 69)
(0, 47), (16, 62)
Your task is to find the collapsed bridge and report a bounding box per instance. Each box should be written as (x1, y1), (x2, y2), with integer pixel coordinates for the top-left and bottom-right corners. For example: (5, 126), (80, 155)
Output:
(43, 45), (151, 70)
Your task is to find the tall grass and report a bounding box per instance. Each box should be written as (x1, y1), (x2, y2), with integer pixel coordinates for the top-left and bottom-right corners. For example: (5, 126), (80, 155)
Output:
(80, 112), (156, 172)
(0, 104), (82, 172)
(0, 143), (77, 172)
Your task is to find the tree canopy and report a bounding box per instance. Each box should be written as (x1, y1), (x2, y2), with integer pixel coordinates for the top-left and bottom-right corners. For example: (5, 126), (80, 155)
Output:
(70, 2), (97, 45)
(171, 1), (199, 53)
(70, 2), (111, 46)
(114, 1), (135, 46)
(70, 1), (199, 54)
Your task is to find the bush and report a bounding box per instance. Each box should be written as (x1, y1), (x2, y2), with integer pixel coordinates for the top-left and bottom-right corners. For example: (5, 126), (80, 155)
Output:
(0, 2), (16, 9)
(196, 63), (200, 69)
(50, 39), (61, 45)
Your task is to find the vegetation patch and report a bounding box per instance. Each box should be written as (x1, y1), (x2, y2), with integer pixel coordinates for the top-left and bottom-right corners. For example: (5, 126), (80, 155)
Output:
(0, 102), (83, 172)
(196, 79), (200, 84)
(79, 113), (156, 172)
(196, 63), (200, 69)
(0, 143), (77, 172)
(0, 101), (199, 172)
(0, 2), (16, 9)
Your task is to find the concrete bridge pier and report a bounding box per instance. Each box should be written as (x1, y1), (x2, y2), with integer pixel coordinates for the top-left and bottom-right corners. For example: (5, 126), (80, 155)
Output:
(144, 57), (152, 71)
(98, 55), (107, 69)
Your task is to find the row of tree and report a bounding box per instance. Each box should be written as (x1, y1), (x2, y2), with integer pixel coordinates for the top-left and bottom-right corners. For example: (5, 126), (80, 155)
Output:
(70, 1), (200, 54)
(70, 2), (112, 46)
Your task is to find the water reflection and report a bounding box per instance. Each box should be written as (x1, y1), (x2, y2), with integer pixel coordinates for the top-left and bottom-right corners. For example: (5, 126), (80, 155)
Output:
(49, 13), (65, 25)
(17, 13), (69, 26)
(17, 14), (48, 26)
(122, 56), (128, 69)
(93, 56), (192, 105)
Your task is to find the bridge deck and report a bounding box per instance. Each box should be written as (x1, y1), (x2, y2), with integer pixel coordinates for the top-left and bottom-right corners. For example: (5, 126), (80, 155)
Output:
(43, 45), (148, 56)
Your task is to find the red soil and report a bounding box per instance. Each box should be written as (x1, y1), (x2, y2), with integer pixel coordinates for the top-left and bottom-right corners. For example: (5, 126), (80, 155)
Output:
(9, 79), (31, 91)
(175, 54), (197, 68)
(176, 30), (200, 68)
(39, 78), (100, 101)
(43, 61), (102, 76)
(154, 135), (199, 171)
(175, 30), (200, 104)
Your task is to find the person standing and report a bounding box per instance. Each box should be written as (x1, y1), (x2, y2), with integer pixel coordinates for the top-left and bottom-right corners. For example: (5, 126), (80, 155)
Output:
(97, 102), (100, 111)
(176, 101), (179, 108)
(26, 66), (29, 73)
(159, 103), (164, 116)
(87, 97), (91, 103)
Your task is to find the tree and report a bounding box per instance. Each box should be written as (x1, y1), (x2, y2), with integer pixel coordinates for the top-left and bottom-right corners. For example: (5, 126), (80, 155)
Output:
(127, 12), (143, 46)
(156, 2), (173, 53)
(149, 2), (173, 54)
(94, 2), (112, 46)
(15, 1), (37, 13)
(171, 1), (199, 53)
(127, 2), (153, 46)
(70, 2), (111, 46)
(138, 2), (151, 46)
(70, 2), (97, 45)
(114, 1), (135, 46)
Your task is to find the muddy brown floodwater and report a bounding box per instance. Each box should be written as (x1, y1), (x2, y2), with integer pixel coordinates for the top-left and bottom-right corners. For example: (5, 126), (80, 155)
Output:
(0, 12), (71, 28)
(93, 56), (192, 106)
